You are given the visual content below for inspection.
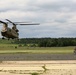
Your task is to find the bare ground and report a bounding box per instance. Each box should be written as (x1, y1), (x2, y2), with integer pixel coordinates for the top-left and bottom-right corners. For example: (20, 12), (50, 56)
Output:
(0, 61), (76, 75)
(0, 54), (76, 75)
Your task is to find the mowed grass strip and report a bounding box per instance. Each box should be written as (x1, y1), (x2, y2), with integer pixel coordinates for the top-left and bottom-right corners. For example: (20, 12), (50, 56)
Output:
(0, 44), (74, 54)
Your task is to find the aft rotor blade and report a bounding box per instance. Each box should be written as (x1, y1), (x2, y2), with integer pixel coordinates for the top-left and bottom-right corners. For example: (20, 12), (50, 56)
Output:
(14, 22), (31, 23)
(17, 23), (40, 25)
(6, 19), (40, 25)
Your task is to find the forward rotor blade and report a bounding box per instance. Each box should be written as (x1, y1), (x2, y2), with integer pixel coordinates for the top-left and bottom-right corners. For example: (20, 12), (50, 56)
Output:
(0, 20), (7, 25)
(6, 19), (16, 25)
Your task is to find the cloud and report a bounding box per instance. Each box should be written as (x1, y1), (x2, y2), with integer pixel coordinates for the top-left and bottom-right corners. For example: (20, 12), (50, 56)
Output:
(0, 0), (76, 38)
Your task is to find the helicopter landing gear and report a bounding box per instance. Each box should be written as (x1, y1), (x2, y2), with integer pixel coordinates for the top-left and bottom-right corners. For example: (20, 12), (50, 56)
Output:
(8, 38), (10, 40)
(12, 38), (14, 39)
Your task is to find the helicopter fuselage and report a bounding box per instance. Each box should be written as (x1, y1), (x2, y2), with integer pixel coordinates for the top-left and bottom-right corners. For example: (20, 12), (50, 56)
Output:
(1, 27), (19, 39)
(0, 19), (39, 40)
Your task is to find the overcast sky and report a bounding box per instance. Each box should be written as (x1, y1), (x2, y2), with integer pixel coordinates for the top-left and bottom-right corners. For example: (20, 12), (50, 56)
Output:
(0, 0), (76, 38)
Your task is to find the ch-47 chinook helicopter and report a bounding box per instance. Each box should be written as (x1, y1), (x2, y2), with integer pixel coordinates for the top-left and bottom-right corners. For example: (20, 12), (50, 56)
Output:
(0, 19), (39, 40)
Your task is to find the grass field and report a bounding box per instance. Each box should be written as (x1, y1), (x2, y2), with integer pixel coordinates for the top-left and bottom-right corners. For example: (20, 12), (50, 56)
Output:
(0, 44), (74, 54)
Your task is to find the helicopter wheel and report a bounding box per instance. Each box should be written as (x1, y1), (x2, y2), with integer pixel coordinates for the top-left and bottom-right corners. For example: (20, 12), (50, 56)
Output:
(12, 38), (14, 39)
(2, 37), (5, 39)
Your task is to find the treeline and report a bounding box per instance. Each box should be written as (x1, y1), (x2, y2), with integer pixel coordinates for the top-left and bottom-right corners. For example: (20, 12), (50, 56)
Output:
(14, 38), (76, 47)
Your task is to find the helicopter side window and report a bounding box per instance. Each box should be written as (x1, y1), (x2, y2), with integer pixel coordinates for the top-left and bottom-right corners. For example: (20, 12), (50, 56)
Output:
(8, 28), (11, 32)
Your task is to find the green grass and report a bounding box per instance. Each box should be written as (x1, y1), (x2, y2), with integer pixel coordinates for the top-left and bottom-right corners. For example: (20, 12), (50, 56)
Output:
(0, 44), (74, 54)
(0, 49), (73, 54)
(31, 72), (39, 75)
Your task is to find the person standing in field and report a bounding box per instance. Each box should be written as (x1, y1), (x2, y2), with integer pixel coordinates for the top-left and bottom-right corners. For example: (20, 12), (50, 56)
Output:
(74, 47), (76, 55)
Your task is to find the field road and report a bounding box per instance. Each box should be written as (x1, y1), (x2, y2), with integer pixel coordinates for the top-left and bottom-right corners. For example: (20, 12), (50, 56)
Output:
(0, 53), (76, 61)
(0, 61), (76, 75)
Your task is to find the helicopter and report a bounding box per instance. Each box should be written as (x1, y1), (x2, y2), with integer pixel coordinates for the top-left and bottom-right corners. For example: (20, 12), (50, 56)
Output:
(0, 19), (39, 40)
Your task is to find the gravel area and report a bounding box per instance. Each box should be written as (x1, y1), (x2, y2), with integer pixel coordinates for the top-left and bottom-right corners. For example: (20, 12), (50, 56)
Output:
(0, 53), (76, 61)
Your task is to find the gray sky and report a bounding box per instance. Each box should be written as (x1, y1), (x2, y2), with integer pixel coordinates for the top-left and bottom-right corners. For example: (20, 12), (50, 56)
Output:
(0, 0), (76, 38)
